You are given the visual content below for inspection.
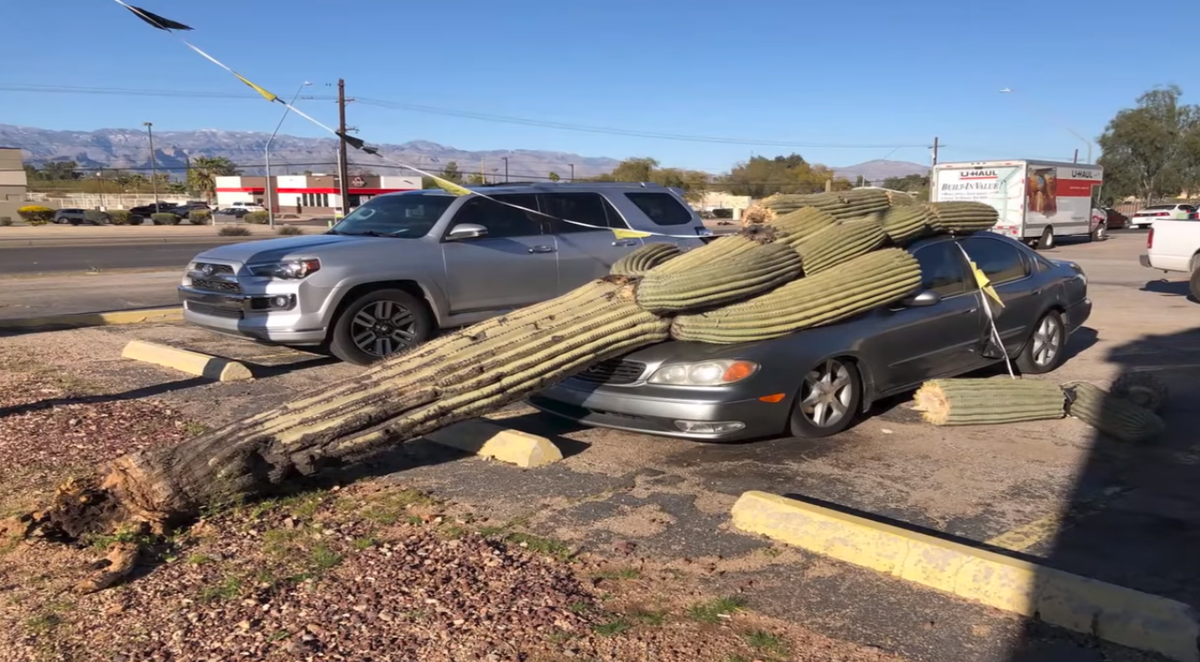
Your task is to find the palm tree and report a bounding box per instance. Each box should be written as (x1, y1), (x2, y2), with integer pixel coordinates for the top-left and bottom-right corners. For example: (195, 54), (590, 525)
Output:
(187, 156), (239, 203)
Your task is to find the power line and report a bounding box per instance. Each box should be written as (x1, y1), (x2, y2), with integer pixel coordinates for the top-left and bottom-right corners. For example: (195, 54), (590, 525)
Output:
(1, 83), (927, 150)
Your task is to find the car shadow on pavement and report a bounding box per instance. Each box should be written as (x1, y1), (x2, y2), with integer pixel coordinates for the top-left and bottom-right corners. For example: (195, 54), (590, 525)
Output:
(1140, 279), (1196, 302)
(1007, 325), (1200, 661)
(0, 376), (211, 418)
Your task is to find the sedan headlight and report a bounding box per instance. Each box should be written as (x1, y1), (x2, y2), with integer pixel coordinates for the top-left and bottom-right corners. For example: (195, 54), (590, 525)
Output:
(647, 359), (759, 386)
(247, 258), (321, 279)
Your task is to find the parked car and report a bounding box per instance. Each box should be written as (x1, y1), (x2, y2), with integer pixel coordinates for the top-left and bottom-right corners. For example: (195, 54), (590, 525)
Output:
(1101, 207), (1128, 230)
(179, 182), (712, 365)
(1139, 219), (1200, 299)
(128, 202), (179, 222)
(218, 202), (265, 218)
(53, 208), (110, 225)
(166, 201), (213, 221)
(528, 232), (1091, 441)
(1129, 203), (1197, 229)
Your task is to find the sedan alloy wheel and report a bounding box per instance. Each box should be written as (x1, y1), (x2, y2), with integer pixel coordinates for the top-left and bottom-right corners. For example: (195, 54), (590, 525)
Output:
(789, 357), (862, 438)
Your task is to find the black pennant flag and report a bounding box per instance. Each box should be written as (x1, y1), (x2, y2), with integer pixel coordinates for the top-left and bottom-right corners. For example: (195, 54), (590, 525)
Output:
(124, 4), (193, 31)
(337, 132), (366, 150)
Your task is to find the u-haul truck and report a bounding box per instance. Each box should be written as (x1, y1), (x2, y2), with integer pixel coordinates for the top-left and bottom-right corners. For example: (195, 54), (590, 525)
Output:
(930, 160), (1104, 248)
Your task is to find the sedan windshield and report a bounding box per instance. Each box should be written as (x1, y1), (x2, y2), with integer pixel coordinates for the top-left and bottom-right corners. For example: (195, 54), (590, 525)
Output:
(331, 194), (454, 237)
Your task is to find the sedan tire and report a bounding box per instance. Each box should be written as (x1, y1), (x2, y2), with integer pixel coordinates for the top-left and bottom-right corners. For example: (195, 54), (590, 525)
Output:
(329, 289), (433, 366)
(1015, 310), (1065, 374)
(788, 357), (862, 438)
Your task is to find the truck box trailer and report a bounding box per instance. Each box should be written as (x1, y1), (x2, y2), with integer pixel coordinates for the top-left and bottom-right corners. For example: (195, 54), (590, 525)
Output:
(930, 160), (1104, 248)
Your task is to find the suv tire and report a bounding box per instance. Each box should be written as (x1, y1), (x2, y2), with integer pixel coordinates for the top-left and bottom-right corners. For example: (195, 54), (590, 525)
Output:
(329, 289), (434, 366)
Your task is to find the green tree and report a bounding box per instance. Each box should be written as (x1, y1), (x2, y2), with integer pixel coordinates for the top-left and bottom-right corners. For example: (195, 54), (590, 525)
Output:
(40, 161), (80, 181)
(440, 161), (463, 184)
(187, 156), (240, 202)
(1097, 86), (1200, 203)
(722, 154), (850, 197)
(589, 157), (709, 201)
(548, 171), (560, 182)
(466, 172), (486, 185)
(882, 173), (930, 192)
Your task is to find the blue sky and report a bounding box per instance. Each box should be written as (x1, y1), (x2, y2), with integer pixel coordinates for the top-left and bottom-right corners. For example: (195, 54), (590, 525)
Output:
(1, 0), (1196, 174)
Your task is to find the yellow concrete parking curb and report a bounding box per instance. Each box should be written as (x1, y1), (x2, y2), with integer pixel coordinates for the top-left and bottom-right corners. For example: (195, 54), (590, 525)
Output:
(424, 419), (562, 468)
(121, 340), (253, 382)
(0, 306), (182, 331)
(730, 491), (1200, 662)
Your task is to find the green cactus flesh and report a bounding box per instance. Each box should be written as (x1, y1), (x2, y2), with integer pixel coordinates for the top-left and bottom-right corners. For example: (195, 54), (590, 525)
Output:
(610, 242), (682, 277)
(651, 233), (765, 275)
(795, 218), (887, 275)
(924, 202), (1000, 233)
(1066, 382), (1165, 443)
(912, 378), (1065, 426)
(881, 206), (932, 245)
(769, 207), (838, 245)
(635, 241), (803, 314)
(670, 247), (921, 343)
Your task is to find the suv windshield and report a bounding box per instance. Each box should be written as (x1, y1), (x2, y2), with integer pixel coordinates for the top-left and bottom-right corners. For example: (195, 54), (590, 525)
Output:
(331, 194), (454, 237)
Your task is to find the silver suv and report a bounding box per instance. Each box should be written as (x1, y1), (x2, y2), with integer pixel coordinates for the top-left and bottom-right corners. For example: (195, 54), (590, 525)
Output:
(179, 182), (710, 365)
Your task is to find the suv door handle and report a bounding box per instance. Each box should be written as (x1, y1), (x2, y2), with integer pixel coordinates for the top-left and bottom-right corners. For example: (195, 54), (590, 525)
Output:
(528, 245), (556, 254)
(612, 239), (639, 247)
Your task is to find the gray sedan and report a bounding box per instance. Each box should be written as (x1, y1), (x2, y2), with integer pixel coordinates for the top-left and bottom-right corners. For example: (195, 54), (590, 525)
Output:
(529, 232), (1091, 441)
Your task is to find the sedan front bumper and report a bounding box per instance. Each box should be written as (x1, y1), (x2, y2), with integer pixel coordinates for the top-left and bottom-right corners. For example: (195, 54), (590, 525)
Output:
(527, 380), (790, 442)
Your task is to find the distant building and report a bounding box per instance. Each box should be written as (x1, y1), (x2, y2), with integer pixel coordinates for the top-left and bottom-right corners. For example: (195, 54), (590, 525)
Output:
(0, 147), (28, 221)
(691, 191), (751, 220)
(214, 174), (421, 212)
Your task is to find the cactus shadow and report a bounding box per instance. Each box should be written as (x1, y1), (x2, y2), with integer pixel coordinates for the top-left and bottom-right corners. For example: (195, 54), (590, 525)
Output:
(1006, 325), (1200, 661)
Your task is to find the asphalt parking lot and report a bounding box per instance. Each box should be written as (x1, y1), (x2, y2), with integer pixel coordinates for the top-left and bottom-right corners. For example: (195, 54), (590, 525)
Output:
(2, 229), (1195, 662)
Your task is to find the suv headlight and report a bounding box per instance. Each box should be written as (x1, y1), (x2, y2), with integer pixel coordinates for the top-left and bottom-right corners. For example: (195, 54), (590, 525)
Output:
(247, 258), (321, 279)
(647, 359), (758, 386)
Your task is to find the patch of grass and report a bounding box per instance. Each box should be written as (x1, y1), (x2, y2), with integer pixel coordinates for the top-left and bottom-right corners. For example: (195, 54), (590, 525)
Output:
(568, 601), (590, 614)
(687, 596), (746, 624)
(25, 612), (64, 634)
(276, 225), (303, 236)
(593, 566), (641, 581)
(83, 527), (153, 552)
(218, 225), (251, 237)
(475, 525), (507, 537)
(505, 532), (573, 562)
(743, 629), (788, 655)
(198, 575), (242, 603)
(628, 608), (667, 626)
(361, 489), (436, 525)
(308, 544), (342, 572)
(438, 524), (468, 540)
(279, 492), (324, 519)
(261, 527), (303, 556)
(268, 629), (290, 642)
(182, 421), (210, 437)
(760, 546), (783, 558)
(725, 656), (752, 662)
(185, 553), (213, 565)
(351, 535), (378, 550)
(592, 617), (632, 637)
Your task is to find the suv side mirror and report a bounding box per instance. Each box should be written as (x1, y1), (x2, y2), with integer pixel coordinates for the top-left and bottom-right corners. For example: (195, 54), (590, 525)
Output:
(903, 290), (942, 307)
(446, 223), (488, 241)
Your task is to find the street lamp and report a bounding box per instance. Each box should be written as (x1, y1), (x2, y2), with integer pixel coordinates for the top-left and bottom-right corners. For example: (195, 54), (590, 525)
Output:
(999, 88), (1094, 163)
(502, 156), (509, 183)
(96, 170), (105, 210)
(266, 81), (312, 227)
(143, 121), (159, 208)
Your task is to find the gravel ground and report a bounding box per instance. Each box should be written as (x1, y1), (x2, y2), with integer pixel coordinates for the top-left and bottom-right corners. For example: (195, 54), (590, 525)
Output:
(0, 364), (909, 662)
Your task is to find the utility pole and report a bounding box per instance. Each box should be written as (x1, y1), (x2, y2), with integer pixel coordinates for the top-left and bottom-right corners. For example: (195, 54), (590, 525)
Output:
(502, 156), (509, 183)
(569, 163), (575, 182)
(931, 136), (940, 166)
(143, 121), (159, 208)
(1073, 148), (1079, 164)
(337, 79), (350, 218)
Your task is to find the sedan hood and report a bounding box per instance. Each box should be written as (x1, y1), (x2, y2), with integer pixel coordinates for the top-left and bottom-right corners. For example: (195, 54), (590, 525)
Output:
(194, 234), (383, 265)
(613, 337), (785, 363)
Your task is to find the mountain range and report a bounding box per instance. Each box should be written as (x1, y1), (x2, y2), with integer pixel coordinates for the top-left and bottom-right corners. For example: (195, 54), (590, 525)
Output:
(1, 123), (928, 184)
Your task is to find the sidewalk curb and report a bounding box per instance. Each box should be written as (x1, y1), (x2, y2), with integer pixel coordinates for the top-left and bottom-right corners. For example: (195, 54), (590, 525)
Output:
(121, 340), (252, 382)
(0, 306), (182, 331)
(730, 491), (1200, 662)
(424, 420), (563, 468)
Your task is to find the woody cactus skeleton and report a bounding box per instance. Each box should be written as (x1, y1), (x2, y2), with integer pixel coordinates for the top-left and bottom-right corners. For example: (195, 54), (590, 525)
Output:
(27, 195), (1002, 540)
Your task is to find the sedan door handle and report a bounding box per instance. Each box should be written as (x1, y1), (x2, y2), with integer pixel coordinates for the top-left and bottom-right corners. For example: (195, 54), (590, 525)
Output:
(528, 245), (556, 254)
(612, 239), (639, 247)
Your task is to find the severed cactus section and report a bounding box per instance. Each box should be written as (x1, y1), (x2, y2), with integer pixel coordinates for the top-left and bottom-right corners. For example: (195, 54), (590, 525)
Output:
(651, 232), (767, 275)
(635, 242), (802, 314)
(610, 242), (682, 277)
(1065, 382), (1165, 443)
(884, 190), (917, 206)
(912, 378), (1065, 426)
(670, 248), (921, 343)
(743, 189), (893, 226)
(881, 205), (932, 245)
(925, 201), (1000, 234)
(795, 217), (887, 275)
(1108, 372), (1169, 413)
(769, 207), (838, 246)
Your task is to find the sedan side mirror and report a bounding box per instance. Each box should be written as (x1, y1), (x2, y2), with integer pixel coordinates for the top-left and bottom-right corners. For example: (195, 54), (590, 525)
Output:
(446, 223), (488, 241)
(903, 290), (942, 307)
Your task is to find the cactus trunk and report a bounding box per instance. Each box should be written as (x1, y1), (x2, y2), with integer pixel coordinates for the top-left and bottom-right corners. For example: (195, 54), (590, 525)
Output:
(912, 378), (1066, 426)
(881, 206), (931, 245)
(794, 218), (887, 274)
(924, 202), (1000, 234)
(610, 242), (682, 277)
(670, 248), (922, 343)
(33, 278), (671, 539)
(635, 242), (802, 313)
(769, 207), (838, 246)
(1108, 372), (1169, 413)
(1065, 382), (1165, 443)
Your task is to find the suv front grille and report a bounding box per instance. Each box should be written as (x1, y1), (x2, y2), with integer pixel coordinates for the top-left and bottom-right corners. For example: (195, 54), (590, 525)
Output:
(186, 301), (244, 319)
(188, 263), (241, 294)
(190, 277), (241, 293)
(572, 358), (646, 386)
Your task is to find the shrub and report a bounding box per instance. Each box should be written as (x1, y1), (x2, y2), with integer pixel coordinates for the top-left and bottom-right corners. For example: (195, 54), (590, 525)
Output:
(218, 225), (252, 237)
(0, 216), (12, 227)
(151, 213), (181, 226)
(243, 211), (269, 225)
(17, 205), (54, 226)
(108, 210), (131, 225)
(276, 225), (302, 236)
(83, 210), (108, 225)
(189, 209), (213, 225)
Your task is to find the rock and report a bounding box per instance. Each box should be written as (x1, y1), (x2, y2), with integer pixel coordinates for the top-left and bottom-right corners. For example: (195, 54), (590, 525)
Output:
(613, 540), (638, 555)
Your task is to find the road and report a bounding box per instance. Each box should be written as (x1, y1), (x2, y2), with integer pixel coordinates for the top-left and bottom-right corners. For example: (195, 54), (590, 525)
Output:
(0, 242), (222, 275)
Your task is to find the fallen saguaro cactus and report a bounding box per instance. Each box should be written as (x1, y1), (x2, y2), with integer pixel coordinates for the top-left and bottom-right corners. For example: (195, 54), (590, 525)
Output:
(912, 378), (1067, 426)
(1108, 372), (1169, 413)
(19, 198), (1002, 544)
(1065, 382), (1166, 443)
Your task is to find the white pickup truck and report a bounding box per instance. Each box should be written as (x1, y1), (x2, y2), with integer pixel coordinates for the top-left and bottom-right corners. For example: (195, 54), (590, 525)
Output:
(1140, 220), (1200, 298)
